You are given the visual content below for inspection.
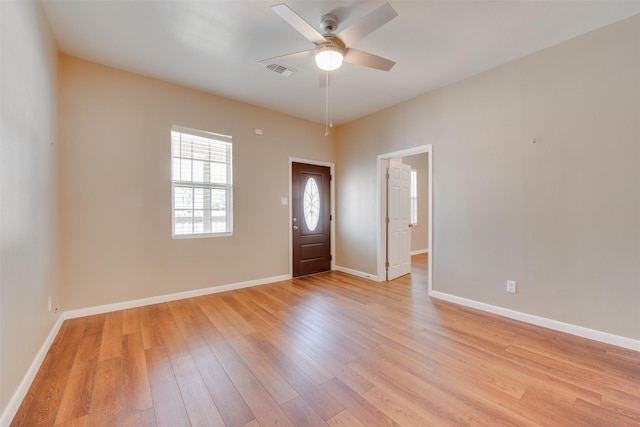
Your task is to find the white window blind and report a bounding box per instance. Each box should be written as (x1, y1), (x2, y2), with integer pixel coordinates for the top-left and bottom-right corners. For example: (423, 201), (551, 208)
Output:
(171, 126), (233, 237)
(410, 169), (417, 225)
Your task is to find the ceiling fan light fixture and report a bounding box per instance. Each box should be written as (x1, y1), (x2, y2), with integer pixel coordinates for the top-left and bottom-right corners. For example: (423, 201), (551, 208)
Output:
(315, 45), (343, 71)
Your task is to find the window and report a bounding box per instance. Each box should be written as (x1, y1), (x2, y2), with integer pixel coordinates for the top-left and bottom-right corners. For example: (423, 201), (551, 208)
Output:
(171, 126), (232, 237)
(410, 169), (417, 225)
(303, 177), (320, 231)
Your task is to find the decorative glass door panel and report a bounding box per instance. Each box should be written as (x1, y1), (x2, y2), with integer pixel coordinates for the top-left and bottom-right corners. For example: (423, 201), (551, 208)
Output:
(303, 178), (320, 231)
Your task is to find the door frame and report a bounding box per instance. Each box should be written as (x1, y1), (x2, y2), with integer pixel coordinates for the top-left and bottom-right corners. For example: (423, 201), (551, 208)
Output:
(377, 145), (432, 291)
(289, 157), (335, 278)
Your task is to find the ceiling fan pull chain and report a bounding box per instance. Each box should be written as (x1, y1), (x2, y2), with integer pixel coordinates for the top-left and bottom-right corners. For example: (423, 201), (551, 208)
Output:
(329, 72), (333, 129)
(325, 71), (330, 136)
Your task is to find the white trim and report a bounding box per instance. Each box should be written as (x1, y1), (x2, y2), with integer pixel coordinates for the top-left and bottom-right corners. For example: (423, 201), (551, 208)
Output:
(64, 274), (289, 319)
(334, 265), (379, 281)
(427, 149), (433, 294)
(171, 125), (232, 142)
(1, 314), (66, 427)
(429, 290), (640, 352)
(289, 158), (336, 277)
(411, 249), (429, 255)
(377, 145), (433, 289)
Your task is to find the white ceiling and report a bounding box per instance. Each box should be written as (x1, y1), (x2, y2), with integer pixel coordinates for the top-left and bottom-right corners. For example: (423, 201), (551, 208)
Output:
(42, 1), (640, 126)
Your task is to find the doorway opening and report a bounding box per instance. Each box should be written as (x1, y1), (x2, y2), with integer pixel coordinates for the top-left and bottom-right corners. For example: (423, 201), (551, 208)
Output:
(289, 158), (335, 277)
(377, 145), (432, 291)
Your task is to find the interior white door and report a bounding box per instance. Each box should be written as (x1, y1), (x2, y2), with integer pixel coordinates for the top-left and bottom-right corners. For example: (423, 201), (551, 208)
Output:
(387, 159), (412, 280)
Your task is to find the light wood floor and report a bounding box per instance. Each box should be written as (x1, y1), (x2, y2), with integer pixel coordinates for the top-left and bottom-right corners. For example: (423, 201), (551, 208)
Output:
(12, 254), (640, 426)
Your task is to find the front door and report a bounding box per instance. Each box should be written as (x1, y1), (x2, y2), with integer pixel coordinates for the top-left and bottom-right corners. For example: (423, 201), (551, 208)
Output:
(292, 162), (331, 277)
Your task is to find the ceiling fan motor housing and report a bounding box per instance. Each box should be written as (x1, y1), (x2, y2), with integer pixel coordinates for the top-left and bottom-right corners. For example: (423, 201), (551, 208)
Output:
(320, 14), (339, 34)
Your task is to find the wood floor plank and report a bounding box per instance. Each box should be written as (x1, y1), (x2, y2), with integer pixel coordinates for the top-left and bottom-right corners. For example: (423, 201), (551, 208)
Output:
(328, 363), (374, 396)
(245, 332), (344, 420)
(348, 357), (473, 426)
(227, 334), (299, 405)
(320, 377), (397, 427)
(98, 311), (122, 361)
(212, 341), (295, 427)
(122, 407), (156, 427)
(326, 409), (366, 427)
(19, 320), (87, 425)
(87, 356), (123, 427)
(11, 320), (71, 427)
(280, 396), (326, 427)
(55, 414), (88, 427)
(170, 297), (226, 348)
(572, 397), (640, 427)
(601, 391), (640, 421)
(12, 253), (640, 427)
(122, 332), (153, 417)
(54, 321), (104, 424)
(203, 294), (257, 338)
(122, 308), (141, 336)
(228, 293), (335, 385)
(145, 346), (190, 427)
(74, 329), (102, 364)
(155, 303), (190, 357)
(171, 352), (226, 426)
(170, 298), (254, 427)
(54, 360), (95, 424)
(197, 296), (300, 405)
(15, 370), (69, 427)
(81, 314), (106, 337)
(165, 299), (199, 341)
(189, 339), (254, 427)
(506, 343), (640, 397)
(362, 385), (441, 427)
(139, 304), (162, 350)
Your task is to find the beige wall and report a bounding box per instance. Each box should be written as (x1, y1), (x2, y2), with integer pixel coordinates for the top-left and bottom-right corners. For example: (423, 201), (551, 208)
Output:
(336, 15), (640, 340)
(0, 0), (60, 416)
(58, 56), (335, 310)
(403, 153), (429, 252)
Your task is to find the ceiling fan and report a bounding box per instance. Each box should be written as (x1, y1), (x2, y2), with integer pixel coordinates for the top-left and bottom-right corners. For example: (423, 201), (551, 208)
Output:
(260, 3), (398, 72)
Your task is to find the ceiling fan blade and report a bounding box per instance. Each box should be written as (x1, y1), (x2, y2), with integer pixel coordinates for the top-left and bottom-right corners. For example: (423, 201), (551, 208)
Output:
(337, 3), (397, 47)
(343, 48), (395, 71)
(272, 4), (327, 45)
(258, 49), (314, 66)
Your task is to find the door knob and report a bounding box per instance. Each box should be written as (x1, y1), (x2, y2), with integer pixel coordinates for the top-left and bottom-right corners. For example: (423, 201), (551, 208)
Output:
(293, 225), (298, 230)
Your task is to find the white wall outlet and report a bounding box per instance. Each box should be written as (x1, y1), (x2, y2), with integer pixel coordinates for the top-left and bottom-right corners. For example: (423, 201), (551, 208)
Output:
(48, 296), (52, 312)
(506, 280), (517, 294)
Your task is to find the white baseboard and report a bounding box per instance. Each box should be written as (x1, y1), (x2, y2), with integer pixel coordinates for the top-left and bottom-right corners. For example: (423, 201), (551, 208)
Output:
(0, 273), (290, 426)
(0, 314), (66, 427)
(411, 249), (429, 255)
(334, 265), (379, 282)
(64, 274), (290, 319)
(429, 290), (640, 352)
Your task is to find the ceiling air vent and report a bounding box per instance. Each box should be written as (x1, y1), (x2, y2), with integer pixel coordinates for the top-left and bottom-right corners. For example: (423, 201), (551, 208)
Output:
(265, 63), (295, 77)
